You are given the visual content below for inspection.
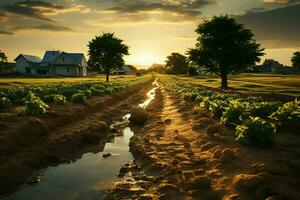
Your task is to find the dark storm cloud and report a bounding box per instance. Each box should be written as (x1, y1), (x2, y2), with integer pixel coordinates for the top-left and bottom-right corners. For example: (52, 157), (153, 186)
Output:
(236, 3), (300, 48)
(0, 30), (13, 35)
(106, 3), (201, 16)
(102, 0), (213, 22)
(12, 24), (74, 32)
(263, 0), (300, 5)
(0, 0), (65, 21)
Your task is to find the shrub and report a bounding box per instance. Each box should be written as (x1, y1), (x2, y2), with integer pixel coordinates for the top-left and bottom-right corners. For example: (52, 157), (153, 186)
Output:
(235, 117), (276, 145)
(71, 92), (86, 103)
(25, 92), (49, 114)
(0, 97), (12, 109)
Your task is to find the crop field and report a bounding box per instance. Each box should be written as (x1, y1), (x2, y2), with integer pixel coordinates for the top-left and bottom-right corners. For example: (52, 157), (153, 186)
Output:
(1, 74), (300, 200)
(169, 73), (300, 101)
(0, 75), (139, 86)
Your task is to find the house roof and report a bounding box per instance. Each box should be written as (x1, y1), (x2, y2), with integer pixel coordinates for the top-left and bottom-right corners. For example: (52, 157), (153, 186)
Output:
(42, 51), (60, 63)
(117, 65), (132, 73)
(68, 53), (85, 65)
(15, 54), (42, 63)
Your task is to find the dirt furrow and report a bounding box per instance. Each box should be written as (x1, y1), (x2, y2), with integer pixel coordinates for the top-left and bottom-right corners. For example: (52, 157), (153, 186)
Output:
(104, 82), (300, 200)
(0, 81), (153, 196)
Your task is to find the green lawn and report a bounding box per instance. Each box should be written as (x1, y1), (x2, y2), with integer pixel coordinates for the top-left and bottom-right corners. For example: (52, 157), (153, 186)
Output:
(161, 73), (300, 100)
(0, 75), (139, 86)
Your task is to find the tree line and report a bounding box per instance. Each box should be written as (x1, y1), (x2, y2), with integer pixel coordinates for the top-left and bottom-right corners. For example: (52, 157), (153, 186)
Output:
(1, 15), (300, 87)
(86, 15), (300, 87)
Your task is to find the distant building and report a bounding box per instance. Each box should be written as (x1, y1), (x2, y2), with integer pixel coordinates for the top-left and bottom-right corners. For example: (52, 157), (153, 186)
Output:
(15, 51), (89, 76)
(255, 59), (297, 74)
(116, 65), (134, 75)
(15, 54), (42, 75)
(0, 62), (16, 74)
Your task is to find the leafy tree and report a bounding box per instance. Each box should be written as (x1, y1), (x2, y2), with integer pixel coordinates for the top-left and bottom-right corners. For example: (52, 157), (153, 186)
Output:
(291, 51), (300, 70)
(147, 63), (165, 73)
(188, 15), (264, 89)
(188, 66), (198, 76)
(88, 33), (129, 82)
(165, 53), (189, 74)
(0, 50), (7, 67)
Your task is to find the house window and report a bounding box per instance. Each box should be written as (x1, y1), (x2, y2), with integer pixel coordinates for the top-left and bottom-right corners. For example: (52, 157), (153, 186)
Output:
(67, 68), (70, 73)
(62, 57), (65, 61)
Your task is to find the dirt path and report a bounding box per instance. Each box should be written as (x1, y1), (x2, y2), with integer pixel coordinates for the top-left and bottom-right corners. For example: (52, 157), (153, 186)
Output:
(104, 82), (300, 200)
(0, 81), (153, 196)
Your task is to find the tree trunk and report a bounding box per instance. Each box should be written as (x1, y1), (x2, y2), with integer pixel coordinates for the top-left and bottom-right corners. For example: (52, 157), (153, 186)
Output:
(221, 73), (228, 89)
(106, 66), (110, 82)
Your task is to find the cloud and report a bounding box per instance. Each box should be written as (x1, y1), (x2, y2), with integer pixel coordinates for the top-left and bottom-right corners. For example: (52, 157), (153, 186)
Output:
(263, 0), (300, 4)
(236, 3), (300, 48)
(0, 29), (13, 35)
(12, 24), (74, 32)
(94, 0), (214, 24)
(0, 1), (66, 21)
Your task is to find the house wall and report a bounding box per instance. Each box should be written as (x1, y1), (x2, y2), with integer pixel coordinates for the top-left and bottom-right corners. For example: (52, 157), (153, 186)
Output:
(52, 54), (86, 76)
(16, 57), (31, 74)
(52, 66), (79, 76)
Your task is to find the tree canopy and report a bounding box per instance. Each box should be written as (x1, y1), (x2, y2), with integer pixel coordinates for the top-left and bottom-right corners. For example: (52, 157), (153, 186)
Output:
(188, 15), (264, 89)
(291, 51), (300, 70)
(165, 53), (188, 74)
(0, 50), (7, 67)
(88, 33), (129, 82)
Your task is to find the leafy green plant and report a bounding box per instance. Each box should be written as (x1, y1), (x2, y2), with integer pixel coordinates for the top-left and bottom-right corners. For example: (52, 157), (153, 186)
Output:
(53, 94), (67, 105)
(25, 92), (49, 114)
(235, 117), (276, 145)
(270, 100), (300, 122)
(0, 97), (12, 109)
(71, 92), (87, 103)
(221, 101), (248, 126)
(249, 102), (282, 118)
(90, 86), (105, 96)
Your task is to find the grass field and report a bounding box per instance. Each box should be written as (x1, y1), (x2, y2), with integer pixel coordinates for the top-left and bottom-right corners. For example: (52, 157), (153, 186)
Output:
(164, 73), (300, 100)
(0, 75), (139, 86)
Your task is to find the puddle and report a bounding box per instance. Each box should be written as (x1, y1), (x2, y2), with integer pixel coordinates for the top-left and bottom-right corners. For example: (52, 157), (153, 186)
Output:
(3, 80), (159, 200)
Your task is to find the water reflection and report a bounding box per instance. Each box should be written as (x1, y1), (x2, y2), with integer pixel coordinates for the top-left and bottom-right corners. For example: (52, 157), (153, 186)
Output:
(4, 80), (159, 200)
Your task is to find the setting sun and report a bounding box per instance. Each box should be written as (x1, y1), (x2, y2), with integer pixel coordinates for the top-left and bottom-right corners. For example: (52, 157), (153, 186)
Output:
(134, 53), (157, 66)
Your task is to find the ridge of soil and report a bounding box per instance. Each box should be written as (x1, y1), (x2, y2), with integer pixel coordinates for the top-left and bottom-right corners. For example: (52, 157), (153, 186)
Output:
(103, 82), (300, 200)
(0, 80), (153, 196)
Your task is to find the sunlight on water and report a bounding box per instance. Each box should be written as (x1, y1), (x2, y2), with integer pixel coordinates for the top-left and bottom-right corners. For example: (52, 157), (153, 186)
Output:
(4, 80), (159, 200)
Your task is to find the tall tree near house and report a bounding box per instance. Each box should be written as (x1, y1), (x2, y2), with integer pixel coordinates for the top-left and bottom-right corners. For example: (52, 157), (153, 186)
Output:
(291, 51), (300, 71)
(188, 15), (264, 89)
(88, 33), (129, 82)
(0, 50), (7, 67)
(165, 53), (189, 74)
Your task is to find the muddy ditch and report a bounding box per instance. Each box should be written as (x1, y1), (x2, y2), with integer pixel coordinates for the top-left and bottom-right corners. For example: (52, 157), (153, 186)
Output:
(1, 79), (160, 200)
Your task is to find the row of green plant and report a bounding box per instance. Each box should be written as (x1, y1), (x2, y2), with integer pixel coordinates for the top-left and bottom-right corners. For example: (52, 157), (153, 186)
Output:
(0, 76), (150, 114)
(159, 76), (300, 146)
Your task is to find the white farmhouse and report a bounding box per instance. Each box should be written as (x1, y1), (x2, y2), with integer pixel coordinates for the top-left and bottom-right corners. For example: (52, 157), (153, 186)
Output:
(14, 54), (42, 75)
(15, 51), (89, 76)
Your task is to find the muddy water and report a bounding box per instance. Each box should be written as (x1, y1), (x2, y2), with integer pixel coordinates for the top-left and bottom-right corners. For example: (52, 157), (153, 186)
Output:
(4, 80), (159, 200)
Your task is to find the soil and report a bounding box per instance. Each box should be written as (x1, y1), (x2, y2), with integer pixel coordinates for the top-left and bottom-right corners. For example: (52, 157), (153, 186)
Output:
(0, 80), (153, 196)
(1, 79), (300, 200)
(103, 82), (300, 200)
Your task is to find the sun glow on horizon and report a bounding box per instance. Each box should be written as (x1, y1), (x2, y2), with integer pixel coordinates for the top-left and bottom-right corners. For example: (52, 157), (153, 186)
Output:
(130, 53), (159, 66)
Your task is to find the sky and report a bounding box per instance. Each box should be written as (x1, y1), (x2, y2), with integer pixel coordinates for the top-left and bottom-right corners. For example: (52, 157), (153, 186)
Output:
(0, 0), (299, 68)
